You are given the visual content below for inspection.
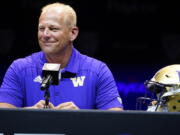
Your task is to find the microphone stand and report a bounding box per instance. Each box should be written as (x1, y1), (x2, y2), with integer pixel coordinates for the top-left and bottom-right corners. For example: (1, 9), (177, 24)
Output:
(41, 75), (52, 109)
(44, 87), (50, 108)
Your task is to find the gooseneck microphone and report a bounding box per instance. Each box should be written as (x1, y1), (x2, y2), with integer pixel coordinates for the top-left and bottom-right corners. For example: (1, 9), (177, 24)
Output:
(41, 75), (52, 90)
(41, 63), (61, 90)
(40, 63), (61, 108)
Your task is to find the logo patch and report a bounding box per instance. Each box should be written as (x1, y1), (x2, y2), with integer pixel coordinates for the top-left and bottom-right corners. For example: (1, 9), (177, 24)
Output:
(33, 75), (42, 83)
(70, 76), (86, 87)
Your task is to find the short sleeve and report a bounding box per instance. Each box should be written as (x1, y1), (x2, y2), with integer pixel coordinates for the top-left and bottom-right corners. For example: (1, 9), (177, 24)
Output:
(95, 63), (123, 109)
(0, 61), (24, 107)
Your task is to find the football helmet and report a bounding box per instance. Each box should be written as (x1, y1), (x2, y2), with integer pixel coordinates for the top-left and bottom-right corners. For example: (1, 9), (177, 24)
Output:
(145, 65), (180, 112)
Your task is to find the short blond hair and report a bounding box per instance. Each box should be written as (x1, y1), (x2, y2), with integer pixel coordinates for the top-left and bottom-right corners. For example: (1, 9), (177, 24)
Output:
(41, 2), (77, 27)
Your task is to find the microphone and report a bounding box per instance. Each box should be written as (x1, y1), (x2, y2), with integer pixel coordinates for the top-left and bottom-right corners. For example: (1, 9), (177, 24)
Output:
(41, 63), (61, 90)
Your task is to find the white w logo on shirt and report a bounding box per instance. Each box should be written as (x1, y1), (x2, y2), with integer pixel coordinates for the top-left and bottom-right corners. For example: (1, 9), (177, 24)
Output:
(70, 76), (86, 87)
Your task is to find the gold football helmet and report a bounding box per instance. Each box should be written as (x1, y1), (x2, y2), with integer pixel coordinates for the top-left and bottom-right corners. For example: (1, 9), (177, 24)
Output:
(145, 64), (180, 112)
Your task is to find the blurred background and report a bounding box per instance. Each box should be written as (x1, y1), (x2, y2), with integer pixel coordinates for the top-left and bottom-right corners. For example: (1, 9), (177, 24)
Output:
(0, 0), (180, 110)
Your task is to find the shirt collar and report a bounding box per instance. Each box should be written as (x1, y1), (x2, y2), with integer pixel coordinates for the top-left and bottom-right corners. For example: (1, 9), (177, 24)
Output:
(40, 47), (80, 74)
(65, 47), (80, 74)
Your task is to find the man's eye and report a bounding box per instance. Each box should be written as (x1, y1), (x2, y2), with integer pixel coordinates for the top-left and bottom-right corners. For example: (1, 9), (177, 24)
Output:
(50, 28), (59, 31)
(38, 27), (44, 31)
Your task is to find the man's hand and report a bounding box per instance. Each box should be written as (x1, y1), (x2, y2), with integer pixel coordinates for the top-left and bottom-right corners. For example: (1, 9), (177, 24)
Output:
(24, 100), (79, 110)
(24, 100), (54, 109)
(54, 101), (79, 110)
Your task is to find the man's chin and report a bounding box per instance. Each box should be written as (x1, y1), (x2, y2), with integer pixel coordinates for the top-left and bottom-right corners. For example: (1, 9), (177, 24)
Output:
(43, 49), (62, 56)
(42, 49), (55, 55)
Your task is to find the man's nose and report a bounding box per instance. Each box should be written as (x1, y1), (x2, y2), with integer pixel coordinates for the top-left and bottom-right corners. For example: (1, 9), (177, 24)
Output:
(43, 28), (50, 37)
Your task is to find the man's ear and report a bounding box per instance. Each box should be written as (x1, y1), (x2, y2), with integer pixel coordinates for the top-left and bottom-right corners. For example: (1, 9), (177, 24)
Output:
(70, 26), (79, 41)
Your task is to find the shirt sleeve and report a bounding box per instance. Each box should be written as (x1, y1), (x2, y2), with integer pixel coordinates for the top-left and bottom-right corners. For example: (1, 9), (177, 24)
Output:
(95, 63), (123, 110)
(0, 61), (24, 107)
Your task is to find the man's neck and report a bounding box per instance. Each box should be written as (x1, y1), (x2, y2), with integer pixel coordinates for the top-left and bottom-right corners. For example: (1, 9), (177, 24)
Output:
(45, 46), (73, 68)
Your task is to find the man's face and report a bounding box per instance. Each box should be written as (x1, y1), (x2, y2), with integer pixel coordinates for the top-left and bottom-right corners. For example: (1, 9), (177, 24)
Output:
(38, 10), (71, 55)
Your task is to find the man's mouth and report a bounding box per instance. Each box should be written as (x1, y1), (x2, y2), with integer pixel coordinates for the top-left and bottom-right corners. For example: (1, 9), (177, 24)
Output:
(42, 42), (54, 46)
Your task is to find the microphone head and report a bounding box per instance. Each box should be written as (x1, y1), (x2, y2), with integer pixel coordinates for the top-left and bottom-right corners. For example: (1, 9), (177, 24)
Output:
(42, 63), (61, 85)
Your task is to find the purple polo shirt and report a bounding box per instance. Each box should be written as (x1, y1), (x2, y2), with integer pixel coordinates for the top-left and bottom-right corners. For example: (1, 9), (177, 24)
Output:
(0, 48), (123, 109)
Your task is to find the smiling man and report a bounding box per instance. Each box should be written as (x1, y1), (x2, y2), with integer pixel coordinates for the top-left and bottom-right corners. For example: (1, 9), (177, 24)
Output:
(0, 2), (123, 110)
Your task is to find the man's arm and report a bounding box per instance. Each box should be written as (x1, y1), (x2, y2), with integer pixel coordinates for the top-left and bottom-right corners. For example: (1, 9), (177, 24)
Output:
(0, 60), (25, 107)
(0, 103), (17, 108)
(96, 63), (124, 110)
(0, 100), (55, 109)
(108, 107), (123, 111)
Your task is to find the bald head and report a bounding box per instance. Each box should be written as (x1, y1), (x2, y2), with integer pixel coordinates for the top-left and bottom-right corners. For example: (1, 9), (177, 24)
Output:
(40, 2), (77, 28)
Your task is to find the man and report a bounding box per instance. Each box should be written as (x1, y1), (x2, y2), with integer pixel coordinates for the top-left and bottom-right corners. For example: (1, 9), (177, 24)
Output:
(0, 2), (123, 110)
